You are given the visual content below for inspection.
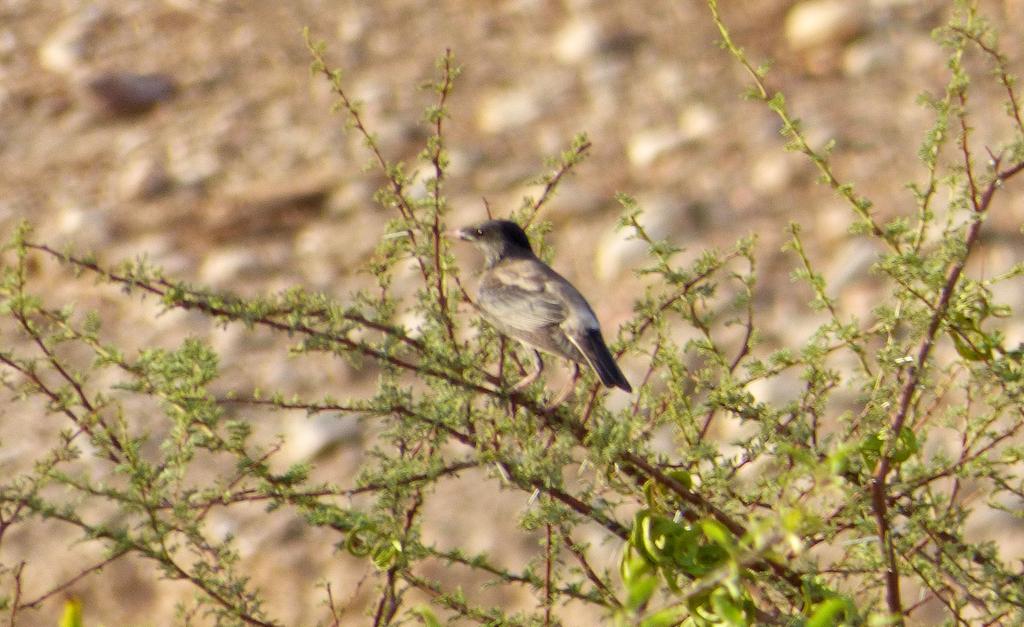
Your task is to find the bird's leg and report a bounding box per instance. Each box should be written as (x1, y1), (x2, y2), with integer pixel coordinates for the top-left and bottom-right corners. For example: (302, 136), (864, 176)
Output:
(511, 349), (544, 392)
(545, 361), (581, 409)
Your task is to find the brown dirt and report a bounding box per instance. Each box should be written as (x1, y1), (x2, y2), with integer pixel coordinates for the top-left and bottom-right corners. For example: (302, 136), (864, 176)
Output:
(2, 0), (1024, 624)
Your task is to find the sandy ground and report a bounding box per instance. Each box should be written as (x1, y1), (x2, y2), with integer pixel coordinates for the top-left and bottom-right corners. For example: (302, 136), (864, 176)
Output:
(2, 0), (1024, 624)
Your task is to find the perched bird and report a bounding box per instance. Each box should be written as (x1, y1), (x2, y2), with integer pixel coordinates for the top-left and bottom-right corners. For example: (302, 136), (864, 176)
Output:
(455, 219), (632, 401)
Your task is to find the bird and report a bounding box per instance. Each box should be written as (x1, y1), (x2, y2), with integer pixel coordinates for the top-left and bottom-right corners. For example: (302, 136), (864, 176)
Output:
(455, 219), (632, 402)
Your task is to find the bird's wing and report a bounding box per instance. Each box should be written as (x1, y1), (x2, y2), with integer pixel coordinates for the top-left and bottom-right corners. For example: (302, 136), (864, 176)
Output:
(478, 260), (568, 332)
(564, 327), (632, 391)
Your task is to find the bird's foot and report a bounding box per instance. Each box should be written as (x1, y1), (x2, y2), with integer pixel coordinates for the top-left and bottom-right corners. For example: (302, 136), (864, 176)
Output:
(508, 349), (544, 394)
(509, 371), (539, 393)
(542, 363), (580, 411)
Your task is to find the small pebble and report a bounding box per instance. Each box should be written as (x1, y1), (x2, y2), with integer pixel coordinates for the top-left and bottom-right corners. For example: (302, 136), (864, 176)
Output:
(785, 0), (866, 52)
(118, 157), (172, 201)
(199, 248), (259, 285)
(553, 17), (600, 64)
(476, 89), (540, 134)
(842, 39), (893, 77)
(627, 128), (683, 169)
(750, 154), (795, 195)
(677, 103), (718, 142)
(87, 71), (178, 116)
(38, 8), (105, 74)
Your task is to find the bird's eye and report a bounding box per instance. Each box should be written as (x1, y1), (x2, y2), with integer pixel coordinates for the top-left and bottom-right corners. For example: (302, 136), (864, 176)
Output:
(475, 228), (484, 236)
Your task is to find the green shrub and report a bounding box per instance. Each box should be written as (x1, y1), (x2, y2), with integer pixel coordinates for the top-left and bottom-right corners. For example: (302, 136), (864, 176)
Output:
(2, 1), (1024, 625)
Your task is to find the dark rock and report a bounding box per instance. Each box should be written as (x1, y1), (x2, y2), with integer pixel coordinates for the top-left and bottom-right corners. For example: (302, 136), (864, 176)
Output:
(87, 71), (177, 116)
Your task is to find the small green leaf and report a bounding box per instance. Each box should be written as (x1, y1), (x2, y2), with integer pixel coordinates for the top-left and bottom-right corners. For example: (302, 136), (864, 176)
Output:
(952, 332), (990, 361)
(411, 605), (443, 627)
(620, 544), (654, 586)
(640, 514), (680, 564)
(700, 520), (733, 550)
(620, 544), (658, 610)
(807, 597), (851, 627)
(891, 427), (919, 463)
(640, 606), (688, 627)
(625, 573), (658, 611)
(710, 588), (748, 626)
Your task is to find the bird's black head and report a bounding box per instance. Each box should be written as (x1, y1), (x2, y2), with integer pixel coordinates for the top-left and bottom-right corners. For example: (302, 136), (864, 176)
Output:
(456, 220), (534, 267)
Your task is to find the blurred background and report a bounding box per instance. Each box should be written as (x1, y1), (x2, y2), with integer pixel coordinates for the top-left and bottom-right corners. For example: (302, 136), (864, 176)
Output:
(2, 0), (1023, 623)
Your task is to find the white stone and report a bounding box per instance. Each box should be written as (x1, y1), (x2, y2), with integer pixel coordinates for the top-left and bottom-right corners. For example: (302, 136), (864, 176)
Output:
(785, 0), (866, 52)
(118, 157), (172, 201)
(627, 128), (683, 168)
(56, 204), (111, 247)
(678, 103), (719, 142)
(651, 65), (687, 100)
(843, 40), (893, 77)
(905, 34), (944, 72)
(816, 203), (854, 242)
(199, 248), (258, 285)
(337, 7), (368, 43)
(166, 138), (221, 187)
(38, 8), (105, 74)
(476, 89), (540, 134)
(553, 17), (600, 64)
(282, 413), (362, 464)
(750, 153), (795, 194)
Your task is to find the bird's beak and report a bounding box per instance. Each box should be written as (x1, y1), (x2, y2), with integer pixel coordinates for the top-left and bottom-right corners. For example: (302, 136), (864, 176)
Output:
(452, 227), (475, 241)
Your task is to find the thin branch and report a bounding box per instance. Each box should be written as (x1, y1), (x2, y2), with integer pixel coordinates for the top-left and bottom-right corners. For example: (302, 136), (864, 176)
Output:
(305, 31), (432, 286)
(25, 242), (511, 397)
(16, 551), (129, 611)
(871, 152), (1024, 623)
(0, 352), (117, 464)
(621, 452), (805, 592)
(544, 524), (553, 627)
(425, 546), (604, 605)
(429, 49), (458, 346)
(8, 561), (25, 626)
(705, 0), (896, 251)
(399, 571), (529, 626)
(522, 138), (591, 227)
(951, 25), (1024, 136)
(561, 530), (621, 608)
(325, 582), (342, 627)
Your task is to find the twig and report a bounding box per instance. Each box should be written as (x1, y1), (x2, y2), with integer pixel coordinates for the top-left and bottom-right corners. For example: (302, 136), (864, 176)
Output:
(705, 0), (896, 251)
(951, 25), (1024, 136)
(544, 524), (553, 627)
(522, 138), (591, 227)
(9, 561), (25, 626)
(429, 49), (458, 345)
(16, 551), (128, 611)
(561, 530), (621, 608)
(325, 582), (342, 627)
(871, 153), (1024, 622)
(304, 31), (432, 286)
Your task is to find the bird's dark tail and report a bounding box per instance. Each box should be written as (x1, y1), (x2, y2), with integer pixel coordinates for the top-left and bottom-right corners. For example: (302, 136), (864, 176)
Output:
(577, 329), (632, 392)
